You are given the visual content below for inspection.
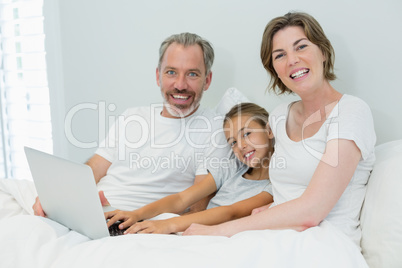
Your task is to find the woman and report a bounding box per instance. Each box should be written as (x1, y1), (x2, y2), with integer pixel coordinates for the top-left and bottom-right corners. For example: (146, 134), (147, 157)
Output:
(183, 12), (376, 247)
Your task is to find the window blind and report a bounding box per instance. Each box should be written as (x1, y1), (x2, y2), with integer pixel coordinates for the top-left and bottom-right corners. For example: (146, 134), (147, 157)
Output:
(0, 0), (53, 179)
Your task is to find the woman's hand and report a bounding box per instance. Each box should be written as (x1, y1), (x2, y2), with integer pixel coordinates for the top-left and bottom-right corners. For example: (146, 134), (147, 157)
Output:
(104, 210), (141, 230)
(183, 223), (228, 237)
(124, 219), (175, 234)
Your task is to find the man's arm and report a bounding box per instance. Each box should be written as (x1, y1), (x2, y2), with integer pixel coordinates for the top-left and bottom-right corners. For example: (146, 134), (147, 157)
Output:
(85, 154), (112, 184)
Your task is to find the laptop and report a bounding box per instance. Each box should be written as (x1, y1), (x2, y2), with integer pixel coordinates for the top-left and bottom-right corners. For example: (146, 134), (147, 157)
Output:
(24, 146), (124, 239)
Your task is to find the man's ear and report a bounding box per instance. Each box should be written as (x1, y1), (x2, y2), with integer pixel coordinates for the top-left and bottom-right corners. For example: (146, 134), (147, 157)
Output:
(203, 71), (213, 91)
(156, 67), (161, 86)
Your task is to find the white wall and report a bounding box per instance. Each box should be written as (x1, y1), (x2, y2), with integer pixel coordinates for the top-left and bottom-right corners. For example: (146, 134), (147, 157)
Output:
(44, 0), (402, 162)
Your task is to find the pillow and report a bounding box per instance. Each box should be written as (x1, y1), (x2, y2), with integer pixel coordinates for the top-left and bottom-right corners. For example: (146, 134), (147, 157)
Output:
(214, 87), (250, 116)
(360, 139), (402, 268)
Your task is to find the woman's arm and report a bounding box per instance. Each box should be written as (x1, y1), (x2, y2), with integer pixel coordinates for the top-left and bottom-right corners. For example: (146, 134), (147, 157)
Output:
(105, 173), (217, 229)
(124, 191), (273, 234)
(183, 139), (361, 237)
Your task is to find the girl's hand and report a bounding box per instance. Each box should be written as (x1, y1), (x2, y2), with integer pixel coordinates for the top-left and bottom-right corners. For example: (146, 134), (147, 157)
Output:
(104, 210), (141, 230)
(183, 223), (228, 237)
(124, 219), (174, 234)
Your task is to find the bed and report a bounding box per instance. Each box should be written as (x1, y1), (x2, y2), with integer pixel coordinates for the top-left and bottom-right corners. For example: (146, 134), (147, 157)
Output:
(0, 89), (401, 268)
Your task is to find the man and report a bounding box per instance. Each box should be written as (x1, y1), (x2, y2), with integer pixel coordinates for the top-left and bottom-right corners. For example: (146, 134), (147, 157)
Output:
(33, 32), (229, 216)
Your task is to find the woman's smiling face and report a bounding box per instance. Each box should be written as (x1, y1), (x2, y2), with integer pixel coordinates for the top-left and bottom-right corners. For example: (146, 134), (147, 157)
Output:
(271, 26), (326, 95)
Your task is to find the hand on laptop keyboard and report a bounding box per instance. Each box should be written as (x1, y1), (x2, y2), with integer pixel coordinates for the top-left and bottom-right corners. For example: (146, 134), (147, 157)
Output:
(108, 221), (127, 236)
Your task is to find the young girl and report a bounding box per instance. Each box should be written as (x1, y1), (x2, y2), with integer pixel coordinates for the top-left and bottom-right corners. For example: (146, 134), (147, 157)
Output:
(105, 102), (275, 234)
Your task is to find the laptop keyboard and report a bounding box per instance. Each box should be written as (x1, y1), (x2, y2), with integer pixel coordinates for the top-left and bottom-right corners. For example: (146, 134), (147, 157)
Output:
(108, 222), (127, 236)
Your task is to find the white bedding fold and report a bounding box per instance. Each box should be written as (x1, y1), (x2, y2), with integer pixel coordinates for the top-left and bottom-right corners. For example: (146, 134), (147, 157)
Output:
(0, 178), (36, 219)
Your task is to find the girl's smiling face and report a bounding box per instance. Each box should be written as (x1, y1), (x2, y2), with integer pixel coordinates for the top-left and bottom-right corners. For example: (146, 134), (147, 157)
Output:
(224, 115), (274, 168)
(271, 26), (326, 95)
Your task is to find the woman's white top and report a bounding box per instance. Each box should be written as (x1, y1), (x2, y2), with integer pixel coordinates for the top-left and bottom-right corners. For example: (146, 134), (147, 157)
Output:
(268, 94), (376, 246)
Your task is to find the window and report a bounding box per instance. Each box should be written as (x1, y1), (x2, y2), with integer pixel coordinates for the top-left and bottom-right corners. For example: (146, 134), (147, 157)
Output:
(0, 0), (53, 180)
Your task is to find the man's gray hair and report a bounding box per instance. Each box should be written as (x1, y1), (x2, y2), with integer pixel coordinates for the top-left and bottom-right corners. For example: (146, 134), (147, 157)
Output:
(158, 32), (214, 75)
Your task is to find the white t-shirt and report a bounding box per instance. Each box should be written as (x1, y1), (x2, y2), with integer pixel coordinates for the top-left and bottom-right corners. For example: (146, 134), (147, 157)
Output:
(95, 104), (230, 211)
(268, 94), (376, 246)
(207, 158), (273, 209)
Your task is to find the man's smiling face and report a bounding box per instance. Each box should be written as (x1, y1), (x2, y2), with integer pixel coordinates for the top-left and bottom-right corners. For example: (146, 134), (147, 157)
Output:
(157, 43), (212, 118)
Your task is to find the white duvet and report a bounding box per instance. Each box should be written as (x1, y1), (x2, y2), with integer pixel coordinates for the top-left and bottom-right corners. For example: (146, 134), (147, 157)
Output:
(0, 178), (368, 268)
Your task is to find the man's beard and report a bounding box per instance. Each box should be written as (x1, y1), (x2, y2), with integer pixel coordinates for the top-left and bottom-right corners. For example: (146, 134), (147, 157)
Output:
(162, 89), (204, 118)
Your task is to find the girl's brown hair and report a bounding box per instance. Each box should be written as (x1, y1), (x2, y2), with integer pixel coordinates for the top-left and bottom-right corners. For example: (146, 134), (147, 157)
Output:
(224, 102), (269, 128)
